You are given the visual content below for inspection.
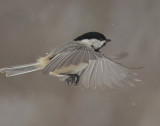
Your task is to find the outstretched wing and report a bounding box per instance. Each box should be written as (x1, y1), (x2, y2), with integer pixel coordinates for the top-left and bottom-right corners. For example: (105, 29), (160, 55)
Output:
(42, 44), (97, 75)
(42, 42), (141, 89)
(79, 51), (141, 89)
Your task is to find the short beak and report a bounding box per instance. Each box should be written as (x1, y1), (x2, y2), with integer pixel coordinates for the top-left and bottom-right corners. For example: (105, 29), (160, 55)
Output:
(106, 39), (111, 42)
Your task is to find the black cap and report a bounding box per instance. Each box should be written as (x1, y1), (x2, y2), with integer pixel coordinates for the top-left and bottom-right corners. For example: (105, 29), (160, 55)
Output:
(74, 32), (108, 41)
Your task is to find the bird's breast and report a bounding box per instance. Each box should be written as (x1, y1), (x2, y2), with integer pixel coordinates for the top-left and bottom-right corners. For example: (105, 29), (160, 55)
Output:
(49, 63), (88, 76)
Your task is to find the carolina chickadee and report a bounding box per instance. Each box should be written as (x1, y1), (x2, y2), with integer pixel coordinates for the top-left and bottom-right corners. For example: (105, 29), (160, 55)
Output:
(0, 32), (141, 89)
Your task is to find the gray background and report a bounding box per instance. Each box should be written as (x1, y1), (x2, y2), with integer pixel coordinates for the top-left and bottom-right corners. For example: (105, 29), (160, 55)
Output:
(0, 0), (160, 126)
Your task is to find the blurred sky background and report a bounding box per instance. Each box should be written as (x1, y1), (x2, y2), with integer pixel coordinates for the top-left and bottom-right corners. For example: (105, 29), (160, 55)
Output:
(0, 0), (160, 126)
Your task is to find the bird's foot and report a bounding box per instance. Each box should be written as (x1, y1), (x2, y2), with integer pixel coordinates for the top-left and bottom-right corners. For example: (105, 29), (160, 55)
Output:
(65, 74), (79, 86)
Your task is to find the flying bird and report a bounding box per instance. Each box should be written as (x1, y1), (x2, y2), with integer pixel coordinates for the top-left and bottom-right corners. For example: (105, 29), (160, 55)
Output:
(0, 32), (141, 89)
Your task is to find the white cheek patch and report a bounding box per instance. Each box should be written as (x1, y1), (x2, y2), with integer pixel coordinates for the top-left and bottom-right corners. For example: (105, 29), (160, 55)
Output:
(79, 39), (106, 49)
(92, 40), (106, 49)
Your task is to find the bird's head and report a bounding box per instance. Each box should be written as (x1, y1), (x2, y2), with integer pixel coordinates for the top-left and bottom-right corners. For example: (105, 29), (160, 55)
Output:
(74, 32), (111, 52)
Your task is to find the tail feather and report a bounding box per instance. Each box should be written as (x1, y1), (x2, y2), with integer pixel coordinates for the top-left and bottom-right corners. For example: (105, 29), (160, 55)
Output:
(0, 63), (41, 77)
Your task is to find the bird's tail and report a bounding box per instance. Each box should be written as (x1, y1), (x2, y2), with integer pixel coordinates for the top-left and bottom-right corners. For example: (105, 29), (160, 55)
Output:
(0, 62), (41, 77)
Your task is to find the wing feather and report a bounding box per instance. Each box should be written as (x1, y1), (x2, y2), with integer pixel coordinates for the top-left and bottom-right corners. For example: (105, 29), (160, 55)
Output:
(41, 42), (141, 88)
(79, 51), (141, 88)
(42, 45), (92, 75)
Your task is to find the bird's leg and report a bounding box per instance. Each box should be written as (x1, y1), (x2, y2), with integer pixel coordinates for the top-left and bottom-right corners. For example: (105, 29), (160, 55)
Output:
(65, 74), (79, 86)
